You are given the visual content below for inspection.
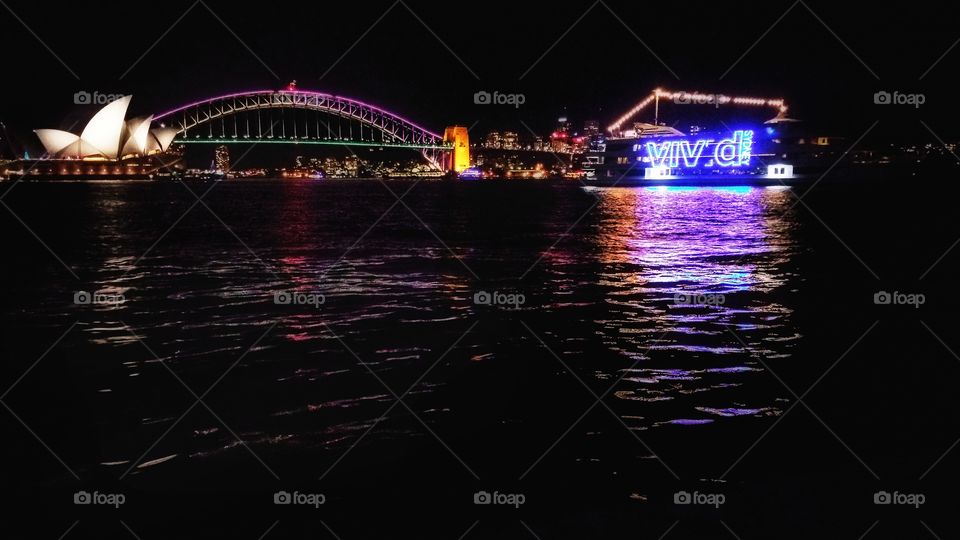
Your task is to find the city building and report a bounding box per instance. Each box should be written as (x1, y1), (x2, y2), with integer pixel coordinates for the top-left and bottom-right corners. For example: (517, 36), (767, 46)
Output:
(35, 96), (176, 160)
(214, 145), (230, 171)
(344, 155), (360, 176)
(583, 120), (600, 138)
(502, 131), (519, 150)
(550, 116), (572, 153)
(25, 95), (181, 178)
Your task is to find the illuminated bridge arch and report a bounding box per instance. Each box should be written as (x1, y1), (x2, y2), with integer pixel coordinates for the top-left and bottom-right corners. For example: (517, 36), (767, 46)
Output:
(154, 89), (447, 150)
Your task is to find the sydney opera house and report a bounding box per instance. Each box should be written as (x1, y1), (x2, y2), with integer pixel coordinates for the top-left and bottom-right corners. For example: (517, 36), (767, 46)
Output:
(25, 96), (181, 178)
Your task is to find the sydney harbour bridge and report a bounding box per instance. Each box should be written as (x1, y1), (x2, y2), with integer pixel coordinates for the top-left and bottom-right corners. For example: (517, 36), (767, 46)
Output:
(153, 87), (468, 172)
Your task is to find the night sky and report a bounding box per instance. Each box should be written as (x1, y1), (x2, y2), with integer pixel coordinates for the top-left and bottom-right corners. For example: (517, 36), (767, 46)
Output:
(2, 0), (959, 146)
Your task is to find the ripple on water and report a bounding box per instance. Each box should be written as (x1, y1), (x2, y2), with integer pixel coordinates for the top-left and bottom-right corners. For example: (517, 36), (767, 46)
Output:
(16, 182), (802, 471)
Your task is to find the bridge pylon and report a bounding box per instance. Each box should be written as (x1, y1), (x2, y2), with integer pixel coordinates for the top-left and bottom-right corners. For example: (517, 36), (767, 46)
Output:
(442, 126), (470, 173)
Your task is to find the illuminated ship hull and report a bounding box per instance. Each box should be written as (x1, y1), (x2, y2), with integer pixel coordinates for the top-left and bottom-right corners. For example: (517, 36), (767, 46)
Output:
(583, 127), (815, 186)
(582, 174), (806, 187)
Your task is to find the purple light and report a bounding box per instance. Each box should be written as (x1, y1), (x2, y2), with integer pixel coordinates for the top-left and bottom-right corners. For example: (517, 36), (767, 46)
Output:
(153, 89), (442, 139)
(664, 419), (714, 425)
(459, 167), (482, 179)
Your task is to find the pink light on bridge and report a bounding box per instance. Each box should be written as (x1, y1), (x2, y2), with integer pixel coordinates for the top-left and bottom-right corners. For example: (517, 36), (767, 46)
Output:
(153, 88), (443, 140)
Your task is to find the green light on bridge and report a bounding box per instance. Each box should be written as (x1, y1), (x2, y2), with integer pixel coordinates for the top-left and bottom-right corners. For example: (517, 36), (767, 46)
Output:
(176, 138), (451, 150)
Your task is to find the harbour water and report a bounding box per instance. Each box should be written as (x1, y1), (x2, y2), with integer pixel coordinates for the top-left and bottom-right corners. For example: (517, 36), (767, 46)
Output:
(2, 178), (955, 538)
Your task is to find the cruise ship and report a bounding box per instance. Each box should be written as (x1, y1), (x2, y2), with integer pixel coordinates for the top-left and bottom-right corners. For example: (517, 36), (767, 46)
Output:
(583, 89), (839, 186)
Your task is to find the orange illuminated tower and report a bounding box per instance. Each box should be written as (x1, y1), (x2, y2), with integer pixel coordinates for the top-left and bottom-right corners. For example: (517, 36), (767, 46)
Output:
(443, 126), (470, 172)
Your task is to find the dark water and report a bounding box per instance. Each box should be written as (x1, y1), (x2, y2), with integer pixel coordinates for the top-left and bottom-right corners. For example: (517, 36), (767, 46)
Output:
(2, 178), (957, 538)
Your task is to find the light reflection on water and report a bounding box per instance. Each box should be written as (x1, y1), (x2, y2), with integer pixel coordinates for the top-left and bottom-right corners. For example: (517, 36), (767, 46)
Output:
(583, 185), (801, 428)
(3, 181), (807, 475)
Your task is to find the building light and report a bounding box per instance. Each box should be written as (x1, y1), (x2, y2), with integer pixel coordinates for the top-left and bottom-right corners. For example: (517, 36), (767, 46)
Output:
(766, 164), (794, 179)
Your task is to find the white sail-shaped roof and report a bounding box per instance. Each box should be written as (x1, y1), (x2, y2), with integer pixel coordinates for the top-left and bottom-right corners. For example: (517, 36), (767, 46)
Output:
(35, 96), (178, 159)
(148, 127), (177, 153)
(35, 129), (81, 156)
(121, 116), (153, 157)
(79, 96), (132, 159)
(59, 139), (86, 158)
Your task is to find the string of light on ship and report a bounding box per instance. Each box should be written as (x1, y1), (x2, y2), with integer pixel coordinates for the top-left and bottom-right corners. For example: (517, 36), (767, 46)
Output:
(607, 89), (788, 134)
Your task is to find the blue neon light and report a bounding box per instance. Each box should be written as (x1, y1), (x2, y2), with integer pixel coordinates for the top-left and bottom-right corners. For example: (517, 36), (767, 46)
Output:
(459, 167), (483, 179)
(638, 130), (754, 169)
